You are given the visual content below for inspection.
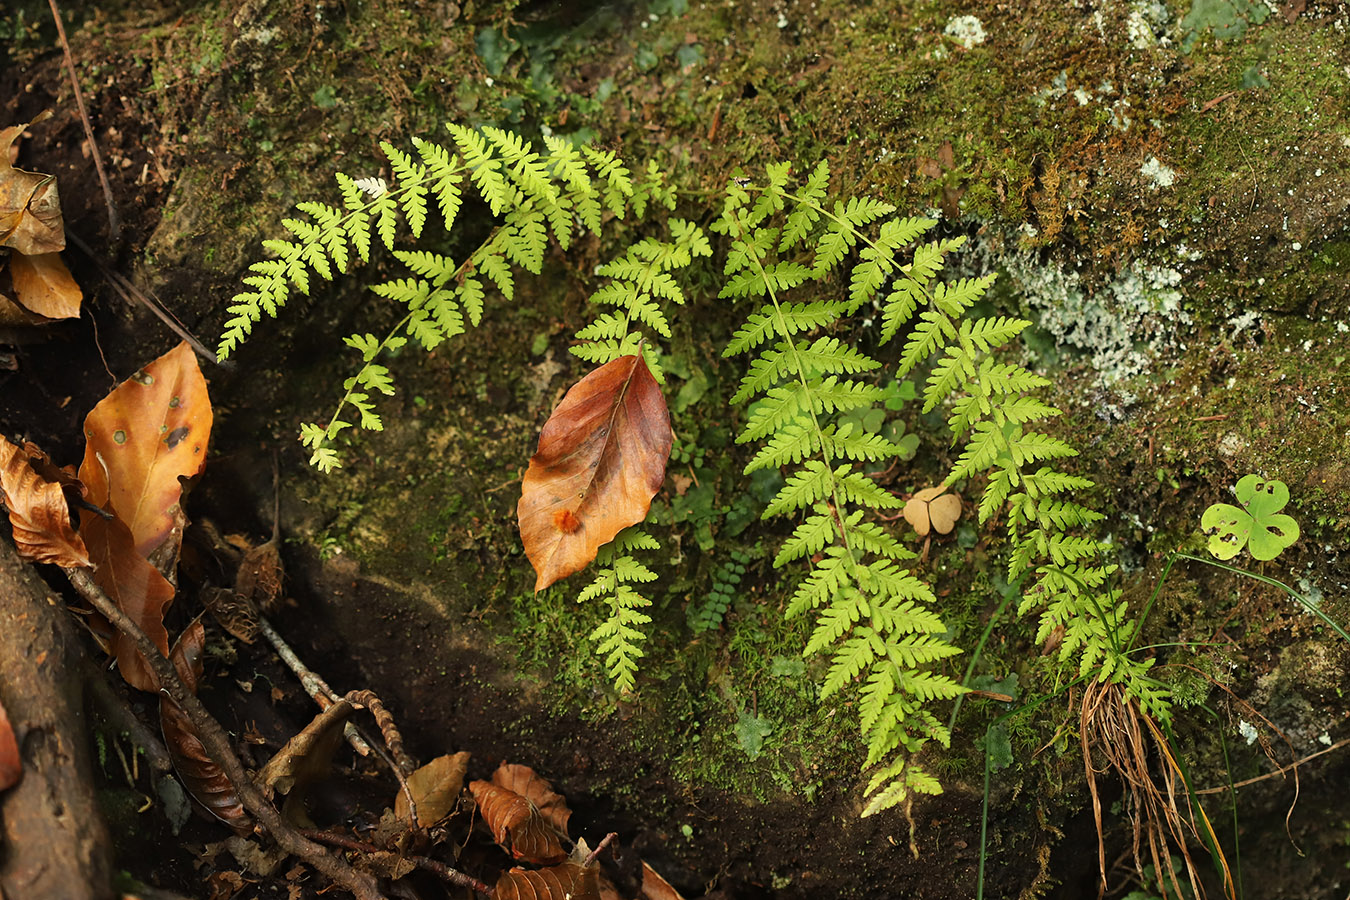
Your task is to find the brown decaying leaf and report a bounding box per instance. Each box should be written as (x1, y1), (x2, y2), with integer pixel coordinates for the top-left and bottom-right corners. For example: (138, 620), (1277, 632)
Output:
(518, 354), (672, 592)
(397, 751), (470, 828)
(81, 510), (176, 690)
(469, 780), (567, 865)
(0, 121), (65, 256)
(640, 861), (687, 900)
(8, 251), (81, 319)
(0, 695), (20, 792)
(902, 486), (962, 537)
(161, 619), (249, 833)
(235, 537), (282, 613)
(0, 434), (90, 567)
(492, 762), (571, 838)
(258, 699), (354, 799)
(495, 863), (600, 900)
(79, 340), (212, 557)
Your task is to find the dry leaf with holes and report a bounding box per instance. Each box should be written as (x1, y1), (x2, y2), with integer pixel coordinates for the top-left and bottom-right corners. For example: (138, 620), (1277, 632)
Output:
(469, 779), (567, 865)
(903, 486), (962, 537)
(0, 434), (90, 567)
(495, 863), (600, 900)
(396, 751), (470, 828)
(518, 354), (672, 592)
(492, 762), (571, 838)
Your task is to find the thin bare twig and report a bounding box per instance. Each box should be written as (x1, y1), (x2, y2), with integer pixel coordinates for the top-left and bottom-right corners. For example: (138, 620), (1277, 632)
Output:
(299, 829), (493, 896)
(342, 690), (418, 828)
(64, 231), (216, 363)
(45, 0), (120, 237)
(257, 614), (375, 758)
(83, 662), (172, 774)
(1195, 737), (1350, 795)
(62, 567), (386, 900)
(583, 832), (617, 866)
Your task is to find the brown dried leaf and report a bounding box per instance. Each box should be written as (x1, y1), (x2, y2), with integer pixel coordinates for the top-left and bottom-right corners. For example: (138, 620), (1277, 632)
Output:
(0, 122), (65, 255)
(0, 695), (19, 792)
(902, 486), (961, 537)
(495, 863), (599, 900)
(258, 699), (354, 799)
(8, 251), (81, 319)
(82, 512), (177, 690)
(161, 620), (249, 833)
(202, 586), (260, 643)
(469, 780), (567, 865)
(0, 434), (90, 567)
(79, 341), (212, 557)
(640, 862), (687, 900)
(518, 355), (672, 592)
(492, 762), (571, 838)
(397, 751), (470, 828)
(235, 538), (282, 613)
(929, 492), (962, 535)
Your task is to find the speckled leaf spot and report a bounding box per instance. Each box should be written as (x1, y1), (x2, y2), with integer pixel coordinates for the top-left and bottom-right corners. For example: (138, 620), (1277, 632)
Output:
(1202, 474), (1299, 561)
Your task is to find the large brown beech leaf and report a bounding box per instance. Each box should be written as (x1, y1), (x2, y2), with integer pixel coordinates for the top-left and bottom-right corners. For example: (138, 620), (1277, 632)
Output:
(492, 763), (571, 838)
(79, 340), (212, 557)
(469, 780), (567, 865)
(0, 696), (19, 792)
(7, 251), (81, 319)
(495, 863), (600, 900)
(0, 435), (90, 567)
(160, 619), (249, 833)
(518, 355), (672, 592)
(83, 514), (177, 690)
(397, 751), (470, 828)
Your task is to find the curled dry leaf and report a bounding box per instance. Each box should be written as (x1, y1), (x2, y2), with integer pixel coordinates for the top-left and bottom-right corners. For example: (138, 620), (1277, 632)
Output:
(235, 536), (282, 614)
(902, 486), (962, 537)
(639, 861), (687, 900)
(469, 779), (567, 865)
(82, 514), (177, 690)
(0, 121), (65, 256)
(160, 619), (249, 834)
(492, 762), (571, 838)
(518, 354), (672, 592)
(495, 863), (600, 900)
(0, 434), (90, 567)
(258, 699), (354, 800)
(397, 751), (470, 828)
(7, 251), (81, 319)
(0, 695), (19, 792)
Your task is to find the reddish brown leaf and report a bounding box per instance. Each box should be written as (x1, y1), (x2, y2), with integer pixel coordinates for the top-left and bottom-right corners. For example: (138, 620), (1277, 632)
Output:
(0, 695), (20, 792)
(81, 511), (176, 691)
(639, 862), (687, 900)
(0, 121), (65, 256)
(469, 780), (567, 865)
(518, 355), (672, 592)
(79, 340), (212, 558)
(397, 751), (470, 828)
(0, 435), (90, 567)
(492, 763), (571, 838)
(8, 251), (80, 319)
(161, 620), (249, 833)
(495, 863), (599, 900)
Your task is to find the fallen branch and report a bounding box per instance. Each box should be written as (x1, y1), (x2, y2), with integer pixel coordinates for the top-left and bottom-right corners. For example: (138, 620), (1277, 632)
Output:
(62, 566), (387, 900)
(300, 829), (493, 897)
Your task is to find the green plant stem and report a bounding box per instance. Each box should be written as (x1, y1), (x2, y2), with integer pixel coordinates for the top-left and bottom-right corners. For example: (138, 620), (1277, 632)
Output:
(948, 583), (1018, 733)
(1175, 552), (1350, 644)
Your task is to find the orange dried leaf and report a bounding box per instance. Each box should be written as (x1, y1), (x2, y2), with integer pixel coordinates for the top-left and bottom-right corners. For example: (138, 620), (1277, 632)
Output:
(79, 340), (212, 558)
(8, 251), (81, 319)
(0, 695), (19, 792)
(397, 751), (470, 828)
(0, 435), (90, 567)
(639, 862), (687, 900)
(469, 779), (567, 865)
(492, 762), (571, 838)
(518, 355), (672, 592)
(495, 863), (599, 900)
(80, 504), (176, 691)
(161, 620), (248, 833)
(0, 122), (65, 256)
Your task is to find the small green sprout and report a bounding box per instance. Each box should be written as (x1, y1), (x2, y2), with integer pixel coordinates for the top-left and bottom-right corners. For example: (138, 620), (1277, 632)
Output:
(1201, 474), (1299, 561)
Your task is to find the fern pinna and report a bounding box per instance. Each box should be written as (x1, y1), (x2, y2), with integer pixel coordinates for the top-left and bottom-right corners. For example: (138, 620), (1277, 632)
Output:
(718, 161), (1166, 815)
(570, 219), (711, 694)
(220, 125), (669, 472)
(714, 162), (964, 815)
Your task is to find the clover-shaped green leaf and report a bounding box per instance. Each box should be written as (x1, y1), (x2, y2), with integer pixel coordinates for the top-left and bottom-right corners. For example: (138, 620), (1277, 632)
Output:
(1201, 474), (1299, 561)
